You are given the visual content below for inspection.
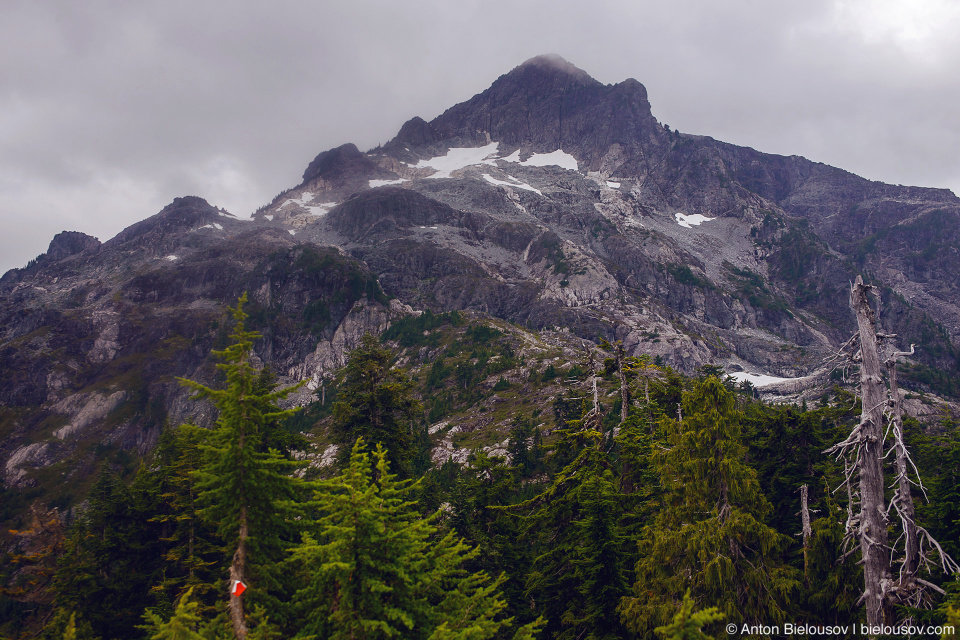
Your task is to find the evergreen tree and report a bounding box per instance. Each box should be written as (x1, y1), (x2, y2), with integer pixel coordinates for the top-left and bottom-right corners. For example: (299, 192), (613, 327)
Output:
(330, 333), (421, 477)
(62, 613), (77, 640)
(148, 424), (223, 614)
(802, 481), (861, 626)
(50, 466), (164, 639)
(253, 366), (310, 456)
(286, 440), (540, 640)
(743, 402), (852, 540)
(653, 592), (723, 640)
(620, 377), (799, 634)
(450, 450), (535, 626)
(507, 413), (544, 478)
(568, 471), (629, 640)
(513, 397), (630, 640)
(178, 294), (304, 640)
(141, 588), (205, 640)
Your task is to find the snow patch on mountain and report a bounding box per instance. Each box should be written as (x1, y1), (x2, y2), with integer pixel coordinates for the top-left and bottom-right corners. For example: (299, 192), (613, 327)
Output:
(501, 149), (522, 163)
(729, 372), (795, 387)
(520, 150), (579, 171)
(283, 192), (316, 208)
(675, 212), (715, 228)
(500, 148), (579, 171)
(482, 173), (543, 196)
(306, 203), (337, 216)
(369, 178), (408, 188)
(414, 142), (500, 179)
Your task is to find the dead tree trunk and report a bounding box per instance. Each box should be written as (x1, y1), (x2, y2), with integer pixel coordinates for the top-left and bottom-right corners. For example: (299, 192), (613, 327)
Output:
(800, 484), (812, 583)
(616, 342), (629, 425)
(851, 276), (892, 627)
(886, 349), (919, 586)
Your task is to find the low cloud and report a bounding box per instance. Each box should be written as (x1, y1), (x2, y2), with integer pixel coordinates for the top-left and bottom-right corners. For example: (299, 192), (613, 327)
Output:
(2, 0), (958, 272)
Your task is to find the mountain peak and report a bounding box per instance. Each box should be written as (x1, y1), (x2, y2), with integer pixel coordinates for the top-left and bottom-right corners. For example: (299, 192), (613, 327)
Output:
(515, 54), (595, 82)
(411, 55), (660, 175)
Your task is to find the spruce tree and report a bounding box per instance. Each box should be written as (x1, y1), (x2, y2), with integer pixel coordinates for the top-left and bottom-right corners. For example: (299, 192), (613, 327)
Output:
(141, 588), (205, 640)
(653, 592), (723, 640)
(513, 395), (629, 640)
(330, 333), (421, 477)
(148, 424), (222, 613)
(50, 466), (164, 639)
(620, 377), (799, 634)
(178, 294), (304, 640)
(286, 440), (541, 640)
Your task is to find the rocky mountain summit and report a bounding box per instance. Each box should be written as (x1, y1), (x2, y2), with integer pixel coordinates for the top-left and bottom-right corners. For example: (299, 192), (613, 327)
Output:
(3, 54), (959, 491)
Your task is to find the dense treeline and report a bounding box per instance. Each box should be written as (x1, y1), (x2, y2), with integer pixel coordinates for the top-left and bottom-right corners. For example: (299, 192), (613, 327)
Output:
(4, 300), (960, 639)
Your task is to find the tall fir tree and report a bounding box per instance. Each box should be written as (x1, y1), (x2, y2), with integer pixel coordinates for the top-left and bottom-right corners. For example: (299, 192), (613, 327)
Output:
(449, 450), (535, 627)
(620, 377), (799, 634)
(285, 439), (542, 640)
(178, 294), (304, 640)
(330, 333), (422, 477)
(148, 424), (223, 615)
(141, 588), (205, 640)
(512, 394), (630, 640)
(50, 466), (164, 639)
(653, 592), (723, 640)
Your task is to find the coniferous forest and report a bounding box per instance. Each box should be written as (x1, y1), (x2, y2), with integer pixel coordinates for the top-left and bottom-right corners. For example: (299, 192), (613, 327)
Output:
(3, 295), (960, 640)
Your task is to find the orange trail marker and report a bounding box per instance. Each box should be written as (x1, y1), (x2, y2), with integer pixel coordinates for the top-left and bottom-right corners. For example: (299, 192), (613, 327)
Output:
(230, 580), (247, 597)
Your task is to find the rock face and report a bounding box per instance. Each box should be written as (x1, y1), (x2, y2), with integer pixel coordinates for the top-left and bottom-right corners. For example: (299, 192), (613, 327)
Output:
(3, 54), (960, 490)
(0, 198), (397, 487)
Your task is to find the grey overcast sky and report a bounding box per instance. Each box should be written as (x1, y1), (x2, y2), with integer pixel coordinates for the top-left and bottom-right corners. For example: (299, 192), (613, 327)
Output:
(2, 0), (959, 274)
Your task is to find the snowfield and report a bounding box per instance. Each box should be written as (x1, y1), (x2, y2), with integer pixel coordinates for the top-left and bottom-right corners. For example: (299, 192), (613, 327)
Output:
(369, 178), (408, 188)
(729, 372), (795, 387)
(501, 148), (579, 171)
(481, 173), (543, 195)
(413, 142), (500, 178)
(675, 213), (715, 228)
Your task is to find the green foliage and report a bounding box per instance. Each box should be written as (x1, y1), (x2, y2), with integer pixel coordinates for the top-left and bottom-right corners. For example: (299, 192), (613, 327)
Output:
(37, 609), (96, 640)
(447, 451), (536, 626)
(802, 482), (861, 625)
(414, 321), (517, 420)
(285, 440), (530, 640)
(666, 264), (712, 289)
(142, 588), (205, 640)
(381, 310), (464, 348)
(771, 224), (828, 304)
(464, 324), (502, 344)
(654, 592), (723, 640)
(178, 293), (306, 624)
(330, 333), (422, 477)
(51, 466), (165, 639)
(568, 472), (629, 640)
(507, 413), (544, 478)
(621, 377), (799, 634)
(743, 402), (852, 535)
(512, 403), (631, 640)
(147, 425), (223, 612)
(725, 262), (791, 312)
